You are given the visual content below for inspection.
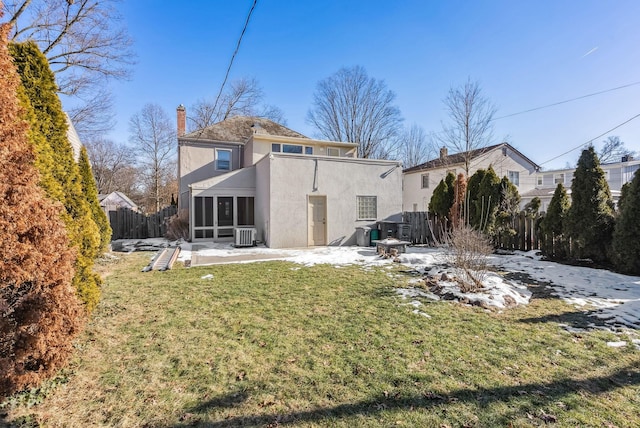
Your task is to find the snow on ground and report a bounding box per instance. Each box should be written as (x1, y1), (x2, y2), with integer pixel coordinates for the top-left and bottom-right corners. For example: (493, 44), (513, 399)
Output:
(120, 239), (640, 343)
(489, 250), (640, 330)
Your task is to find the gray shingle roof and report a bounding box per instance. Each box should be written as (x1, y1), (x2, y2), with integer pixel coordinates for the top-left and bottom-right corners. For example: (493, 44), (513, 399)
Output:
(181, 116), (307, 142)
(403, 143), (540, 173)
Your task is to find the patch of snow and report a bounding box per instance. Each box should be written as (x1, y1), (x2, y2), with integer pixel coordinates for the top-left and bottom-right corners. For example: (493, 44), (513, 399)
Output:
(201, 274), (213, 280)
(413, 309), (431, 318)
(607, 341), (627, 348)
(396, 287), (440, 301)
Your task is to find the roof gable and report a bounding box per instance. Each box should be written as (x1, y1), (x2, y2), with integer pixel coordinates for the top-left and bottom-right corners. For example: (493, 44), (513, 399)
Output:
(181, 116), (307, 143)
(403, 143), (539, 173)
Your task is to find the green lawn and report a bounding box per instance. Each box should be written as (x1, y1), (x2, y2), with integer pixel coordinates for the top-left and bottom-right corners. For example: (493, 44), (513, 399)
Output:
(4, 252), (640, 427)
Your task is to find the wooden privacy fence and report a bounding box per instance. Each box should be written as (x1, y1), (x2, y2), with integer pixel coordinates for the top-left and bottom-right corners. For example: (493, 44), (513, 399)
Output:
(402, 211), (545, 252)
(108, 205), (178, 240)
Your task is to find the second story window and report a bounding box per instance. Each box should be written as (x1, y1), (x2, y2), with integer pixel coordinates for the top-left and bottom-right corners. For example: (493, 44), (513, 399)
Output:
(327, 147), (340, 157)
(421, 173), (429, 189)
(537, 176), (543, 186)
(508, 170), (520, 186)
(554, 173), (565, 184)
(272, 143), (313, 154)
(216, 149), (231, 171)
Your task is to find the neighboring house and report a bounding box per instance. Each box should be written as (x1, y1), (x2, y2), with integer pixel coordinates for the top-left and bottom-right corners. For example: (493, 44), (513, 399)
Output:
(177, 108), (403, 248)
(98, 191), (139, 214)
(521, 156), (640, 210)
(65, 112), (82, 162)
(403, 143), (540, 212)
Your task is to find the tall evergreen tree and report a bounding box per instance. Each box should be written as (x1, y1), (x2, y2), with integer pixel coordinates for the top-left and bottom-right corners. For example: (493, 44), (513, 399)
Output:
(565, 146), (615, 263)
(10, 41), (102, 311)
(611, 168), (640, 274)
(540, 183), (570, 259)
(474, 166), (500, 232)
(428, 171), (455, 219)
(79, 146), (112, 251)
(466, 168), (486, 228)
(0, 20), (83, 399)
(493, 176), (521, 242)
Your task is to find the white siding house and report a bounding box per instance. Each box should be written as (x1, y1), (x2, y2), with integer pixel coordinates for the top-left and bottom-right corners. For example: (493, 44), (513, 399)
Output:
(522, 157), (640, 210)
(403, 143), (540, 212)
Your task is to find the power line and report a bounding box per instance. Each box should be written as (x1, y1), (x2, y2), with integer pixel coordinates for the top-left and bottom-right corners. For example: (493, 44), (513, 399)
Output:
(211, 0), (258, 119)
(493, 81), (640, 121)
(538, 112), (640, 166)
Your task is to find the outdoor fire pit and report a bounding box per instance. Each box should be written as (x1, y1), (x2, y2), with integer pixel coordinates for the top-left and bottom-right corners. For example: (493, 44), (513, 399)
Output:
(372, 238), (410, 255)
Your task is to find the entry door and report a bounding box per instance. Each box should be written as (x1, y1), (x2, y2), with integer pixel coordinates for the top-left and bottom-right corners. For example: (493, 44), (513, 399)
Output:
(308, 196), (327, 246)
(216, 196), (234, 238)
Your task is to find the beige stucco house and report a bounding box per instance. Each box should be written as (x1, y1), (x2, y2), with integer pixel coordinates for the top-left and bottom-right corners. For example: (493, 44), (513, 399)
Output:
(403, 143), (540, 212)
(177, 108), (403, 247)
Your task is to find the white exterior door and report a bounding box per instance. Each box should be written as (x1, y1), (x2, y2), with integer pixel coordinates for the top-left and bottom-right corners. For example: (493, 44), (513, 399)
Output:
(308, 196), (327, 246)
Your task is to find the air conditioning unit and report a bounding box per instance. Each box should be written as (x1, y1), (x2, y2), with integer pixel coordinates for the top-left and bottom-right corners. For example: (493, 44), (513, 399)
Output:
(234, 227), (257, 247)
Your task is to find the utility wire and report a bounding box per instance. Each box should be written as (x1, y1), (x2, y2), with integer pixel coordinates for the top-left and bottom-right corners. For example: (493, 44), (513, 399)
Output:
(493, 81), (640, 121)
(210, 0), (258, 121)
(538, 112), (640, 166)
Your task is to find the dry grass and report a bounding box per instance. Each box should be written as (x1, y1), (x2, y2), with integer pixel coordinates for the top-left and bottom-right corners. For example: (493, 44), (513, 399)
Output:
(2, 252), (640, 427)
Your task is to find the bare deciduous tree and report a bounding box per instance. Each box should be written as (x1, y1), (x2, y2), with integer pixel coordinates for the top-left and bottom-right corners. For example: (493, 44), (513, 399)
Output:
(84, 137), (135, 194)
(440, 78), (497, 176)
(189, 77), (286, 130)
(397, 124), (435, 168)
(599, 136), (636, 164)
(129, 104), (176, 213)
(3, 0), (134, 138)
(307, 65), (403, 159)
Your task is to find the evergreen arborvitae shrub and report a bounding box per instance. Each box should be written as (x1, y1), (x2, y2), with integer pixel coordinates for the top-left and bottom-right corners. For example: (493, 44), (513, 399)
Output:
(565, 146), (615, 264)
(466, 168), (486, 228)
(493, 176), (521, 243)
(79, 146), (112, 251)
(474, 166), (500, 233)
(540, 183), (570, 259)
(611, 168), (640, 274)
(428, 172), (455, 219)
(10, 41), (102, 311)
(0, 21), (84, 399)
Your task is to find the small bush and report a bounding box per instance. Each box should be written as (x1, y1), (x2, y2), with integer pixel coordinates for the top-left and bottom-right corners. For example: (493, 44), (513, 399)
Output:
(445, 224), (493, 292)
(165, 209), (189, 241)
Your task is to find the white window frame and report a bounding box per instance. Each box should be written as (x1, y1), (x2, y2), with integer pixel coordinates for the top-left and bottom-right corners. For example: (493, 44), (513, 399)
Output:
(357, 196), (377, 220)
(421, 173), (429, 189)
(327, 147), (340, 157)
(215, 149), (232, 171)
(537, 176), (543, 186)
(554, 173), (565, 184)
(508, 170), (520, 186)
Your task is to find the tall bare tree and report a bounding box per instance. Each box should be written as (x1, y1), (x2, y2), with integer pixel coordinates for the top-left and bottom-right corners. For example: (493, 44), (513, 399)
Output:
(440, 78), (497, 176)
(84, 137), (136, 194)
(397, 124), (435, 168)
(129, 104), (176, 213)
(598, 136), (636, 164)
(307, 65), (403, 159)
(3, 0), (134, 138)
(189, 77), (286, 130)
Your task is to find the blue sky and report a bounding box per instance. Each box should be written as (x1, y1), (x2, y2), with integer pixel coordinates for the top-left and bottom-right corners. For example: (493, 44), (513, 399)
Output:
(106, 0), (640, 170)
